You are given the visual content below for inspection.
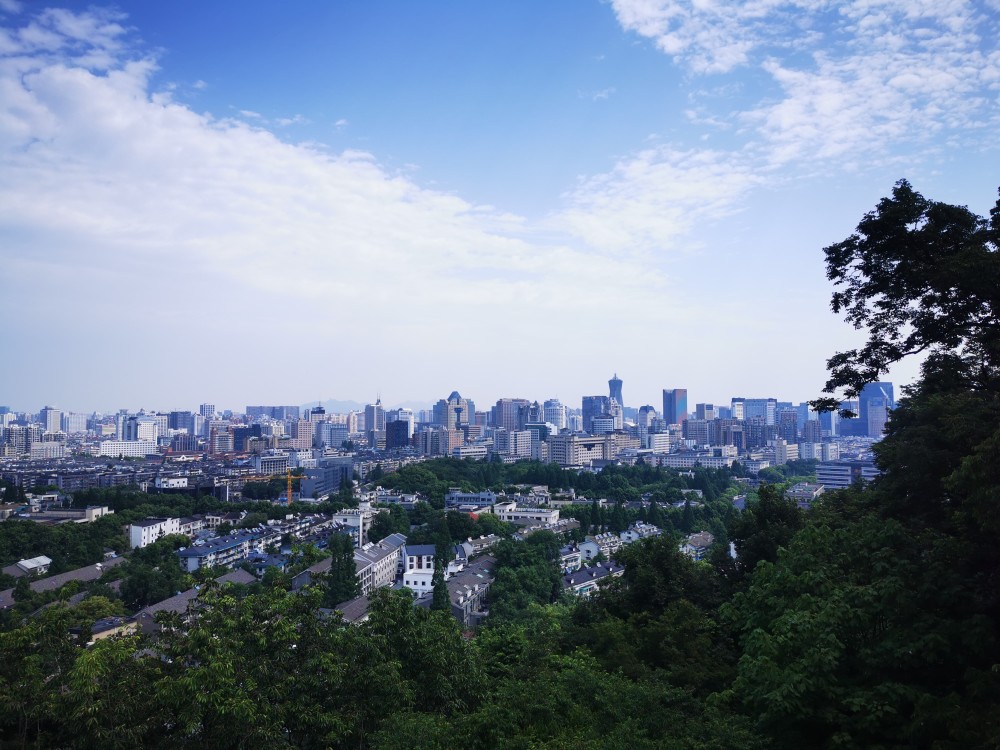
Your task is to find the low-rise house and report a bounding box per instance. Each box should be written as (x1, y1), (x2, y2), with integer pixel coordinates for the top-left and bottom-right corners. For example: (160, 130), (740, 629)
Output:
(0, 556), (128, 610)
(246, 553), (288, 578)
(680, 531), (715, 561)
(513, 518), (580, 541)
(418, 555), (496, 627)
(579, 532), (622, 561)
(176, 531), (262, 572)
(562, 561), (624, 597)
(786, 482), (825, 509)
(466, 534), (500, 554)
(16, 555), (52, 576)
(204, 510), (245, 529)
(559, 544), (582, 573)
(402, 544), (437, 594)
(70, 616), (137, 646)
(134, 569), (256, 633)
(619, 522), (662, 544)
(178, 515), (206, 536)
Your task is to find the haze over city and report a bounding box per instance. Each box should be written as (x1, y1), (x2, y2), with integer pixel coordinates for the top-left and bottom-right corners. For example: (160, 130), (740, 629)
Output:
(2, 1), (998, 412)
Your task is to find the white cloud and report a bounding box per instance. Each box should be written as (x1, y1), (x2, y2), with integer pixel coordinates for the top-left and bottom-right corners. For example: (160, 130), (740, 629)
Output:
(611, 0), (1000, 167)
(0, 7), (683, 407)
(553, 145), (760, 254)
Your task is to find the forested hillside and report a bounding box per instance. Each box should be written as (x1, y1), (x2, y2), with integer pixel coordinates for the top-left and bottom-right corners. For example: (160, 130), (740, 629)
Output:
(0, 181), (997, 748)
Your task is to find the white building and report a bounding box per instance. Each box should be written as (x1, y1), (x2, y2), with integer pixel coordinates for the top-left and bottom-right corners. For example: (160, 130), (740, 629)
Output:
(490, 501), (559, 526)
(16, 555), (53, 576)
(154, 476), (189, 490)
(798, 442), (840, 461)
(97, 440), (158, 458)
(402, 544), (438, 594)
(332, 500), (381, 546)
(130, 517), (181, 549)
(354, 533), (407, 595)
(579, 532), (622, 561)
(254, 452), (289, 475)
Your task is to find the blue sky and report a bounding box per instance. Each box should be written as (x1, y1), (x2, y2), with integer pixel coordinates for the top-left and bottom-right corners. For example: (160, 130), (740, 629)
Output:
(1, 0), (998, 413)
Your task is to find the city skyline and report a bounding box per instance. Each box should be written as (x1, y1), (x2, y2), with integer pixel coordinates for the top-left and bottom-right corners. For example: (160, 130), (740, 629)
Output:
(2, 2), (997, 409)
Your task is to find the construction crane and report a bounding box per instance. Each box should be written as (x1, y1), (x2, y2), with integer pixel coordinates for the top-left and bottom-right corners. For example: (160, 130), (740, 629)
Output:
(285, 469), (298, 507)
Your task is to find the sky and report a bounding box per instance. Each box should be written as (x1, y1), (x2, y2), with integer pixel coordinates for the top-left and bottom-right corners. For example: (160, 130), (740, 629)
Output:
(1, 0), (998, 414)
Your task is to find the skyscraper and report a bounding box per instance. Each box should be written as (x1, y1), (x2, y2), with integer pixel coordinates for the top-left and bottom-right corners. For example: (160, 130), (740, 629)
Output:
(581, 396), (610, 434)
(859, 382), (894, 437)
(608, 373), (623, 407)
(543, 399), (567, 430)
(435, 392), (474, 429)
(199, 403), (215, 419)
(364, 398), (386, 433)
(492, 398), (530, 432)
(662, 389), (688, 425)
(39, 406), (61, 434)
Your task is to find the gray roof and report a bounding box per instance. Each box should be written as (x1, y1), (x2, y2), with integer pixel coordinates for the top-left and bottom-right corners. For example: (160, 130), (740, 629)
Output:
(405, 544), (436, 557)
(563, 562), (624, 588)
(137, 568), (255, 618)
(0, 555), (127, 610)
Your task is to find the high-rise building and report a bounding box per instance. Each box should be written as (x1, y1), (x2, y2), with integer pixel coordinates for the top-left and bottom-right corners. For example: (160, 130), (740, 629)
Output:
(801, 420), (823, 443)
(39, 406), (62, 434)
(493, 398), (530, 432)
(662, 389), (688, 425)
(744, 398), (778, 425)
(608, 373), (623, 407)
(636, 405), (657, 429)
(543, 399), (567, 430)
(386, 408), (414, 439)
(859, 382), (894, 437)
(61, 412), (88, 434)
(695, 403), (716, 420)
(778, 409), (799, 442)
(199, 403), (216, 419)
(434, 392), (474, 429)
(364, 399), (386, 434)
(385, 420), (411, 450)
(581, 396), (610, 434)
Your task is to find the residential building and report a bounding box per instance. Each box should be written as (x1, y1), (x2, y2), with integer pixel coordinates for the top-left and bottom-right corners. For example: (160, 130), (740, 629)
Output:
(354, 533), (407, 595)
(562, 562), (624, 596)
(129, 517), (181, 549)
(402, 544), (438, 594)
(680, 531), (715, 560)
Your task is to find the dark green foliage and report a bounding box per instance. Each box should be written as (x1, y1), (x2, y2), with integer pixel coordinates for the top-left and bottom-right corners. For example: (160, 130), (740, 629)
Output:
(727, 483), (803, 580)
(488, 540), (563, 623)
(323, 533), (361, 607)
(430, 565), (449, 612)
(118, 535), (191, 611)
(368, 504), (410, 543)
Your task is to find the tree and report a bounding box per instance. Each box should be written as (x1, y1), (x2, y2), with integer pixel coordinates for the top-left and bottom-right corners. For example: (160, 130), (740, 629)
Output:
(647, 500), (665, 528)
(431, 565), (450, 612)
(812, 179), (1000, 412)
(12, 575), (32, 604)
(323, 533), (360, 607)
